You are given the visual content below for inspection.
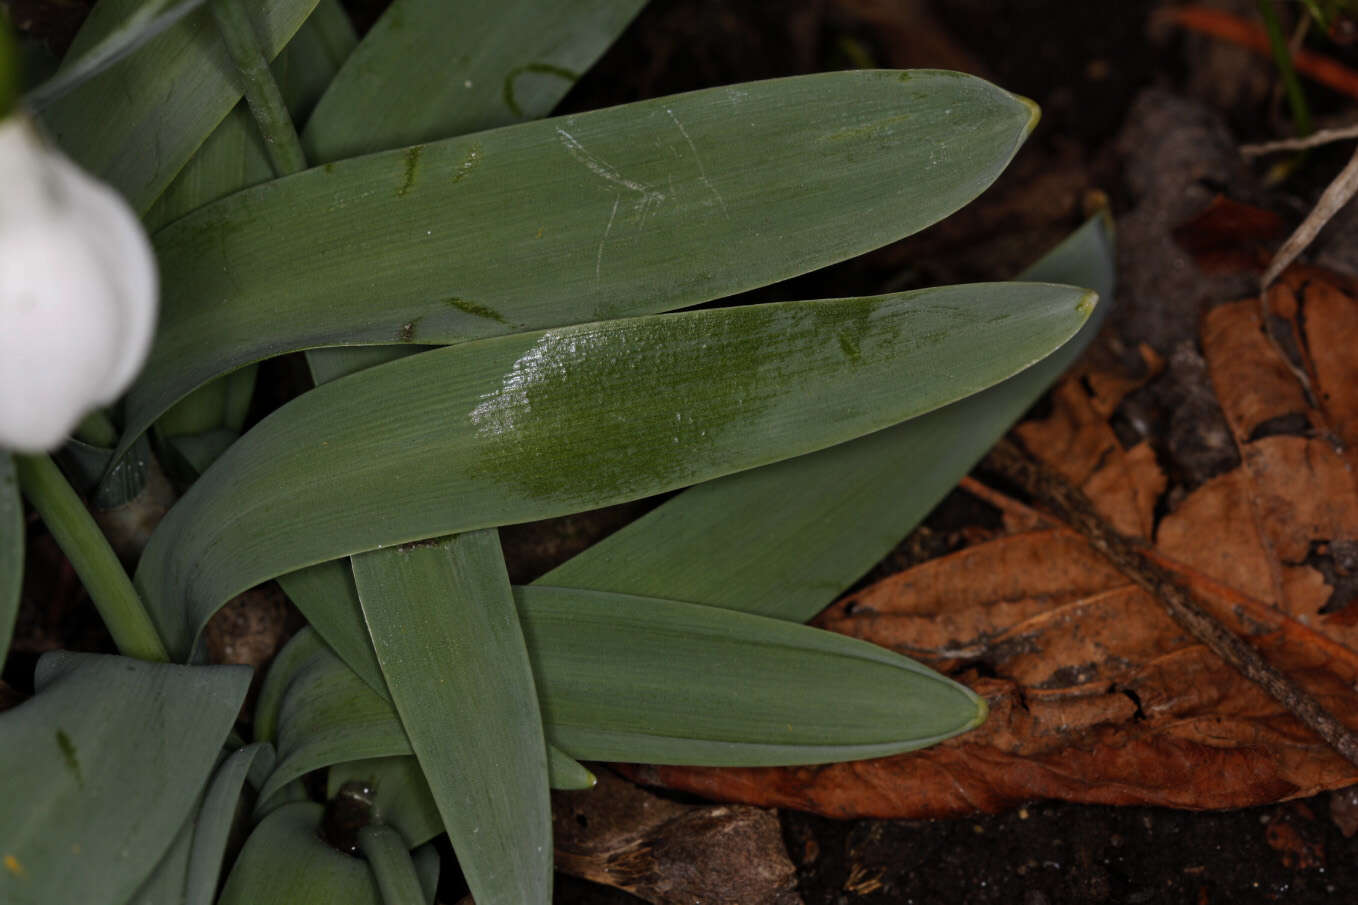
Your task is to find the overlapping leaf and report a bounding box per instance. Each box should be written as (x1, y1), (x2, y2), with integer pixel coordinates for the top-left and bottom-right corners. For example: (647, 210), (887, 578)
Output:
(123, 70), (1039, 453)
(0, 653), (249, 905)
(218, 803), (381, 905)
(136, 283), (1093, 656)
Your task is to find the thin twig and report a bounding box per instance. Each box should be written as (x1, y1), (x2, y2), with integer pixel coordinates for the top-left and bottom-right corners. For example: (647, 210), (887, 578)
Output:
(982, 436), (1358, 769)
(1242, 122), (1358, 156)
(1262, 142), (1358, 288)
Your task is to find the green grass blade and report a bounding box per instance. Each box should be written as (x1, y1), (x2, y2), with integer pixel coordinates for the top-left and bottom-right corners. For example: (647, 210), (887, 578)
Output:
(0, 454), (20, 665)
(351, 531), (551, 905)
(39, 0), (322, 212)
(0, 653), (249, 905)
(124, 70), (1038, 452)
(218, 803), (381, 905)
(538, 211), (1117, 619)
(328, 758), (443, 849)
(303, 0), (646, 161)
(261, 587), (982, 777)
(138, 282), (1093, 656)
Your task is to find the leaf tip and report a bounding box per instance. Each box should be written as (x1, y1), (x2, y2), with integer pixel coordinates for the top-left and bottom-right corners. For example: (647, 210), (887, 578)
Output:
(1016, 94), (1041, 139)
(1076, 290), (1100, 320)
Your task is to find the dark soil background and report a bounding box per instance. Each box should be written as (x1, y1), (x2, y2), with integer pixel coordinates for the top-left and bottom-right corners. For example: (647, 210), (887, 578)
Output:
(8, 0), (1358, 902)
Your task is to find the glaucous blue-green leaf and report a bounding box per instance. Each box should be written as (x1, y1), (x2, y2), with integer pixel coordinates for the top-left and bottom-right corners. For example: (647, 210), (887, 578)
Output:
(538, 210), (1117, 619)
(122, 69), (1038, 452)
(39, 0), (322, 211)
(218, 803), (381, 905)
(303, 0), (645, 160)
(138, 283), (1093, 656)
(352, 531), (551, 905)
(261, 587), (982, 781)
(0, 454), (19, 664)
(0, 653), (249, 905)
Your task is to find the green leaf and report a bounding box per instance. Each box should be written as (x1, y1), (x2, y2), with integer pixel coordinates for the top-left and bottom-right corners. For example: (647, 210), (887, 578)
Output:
(357, 824), (425, 905)
(184, 743), (274, 905)
(138, 282), (1093, 657)
(218, 803), (381, 905)
(0, 653), (249, 905)
(124, 70), (1038, 450)
(39, 0), (322, 212)
(261, 587), (982, 779)
(0, 454), (20, 665)
(352, 531), (551, 905)
(327, 757), (443, 848)
(537, 210), (1117, 619)
(302, 0), (647, 160)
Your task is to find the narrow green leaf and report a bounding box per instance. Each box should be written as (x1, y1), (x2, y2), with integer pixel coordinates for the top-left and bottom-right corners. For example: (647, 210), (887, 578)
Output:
(125, 70), (1038, 449)
(138, 283), (1093, 656)
(253, 626), (327, 744)
(39, 0), (322, 212)
(358, 824), (425, 905)
(303, 0), (646, 160)
(327, 758), (443, 849)
(538, 211), (1117, 619)
(261, 587), (982, 782)
(0, 653), (249, 905)
(184, 743), (275, 905)
(352, 532), (551, 905)
(127, 807), (195, 905)
(218, 803), (381, 905)
(0, 454), (20, 665)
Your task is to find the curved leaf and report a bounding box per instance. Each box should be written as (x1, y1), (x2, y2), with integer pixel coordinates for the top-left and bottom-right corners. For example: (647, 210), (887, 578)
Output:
(352, 531), (551, 905)
(218, 803), (381, 905)
(39, 0), (322, 211)
(124, 69), (1038, 450)
(138, 283), (1094, 656)
(538, 210), (1117, 619)
(0, 653), (249, 905)
(184, 743), (274, 905)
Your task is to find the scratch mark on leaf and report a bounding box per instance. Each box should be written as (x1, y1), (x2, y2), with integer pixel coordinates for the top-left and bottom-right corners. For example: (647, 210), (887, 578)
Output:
(596, 195), (621, 281)
(556, 128), (665, 224)
(665, 107), (728, 218)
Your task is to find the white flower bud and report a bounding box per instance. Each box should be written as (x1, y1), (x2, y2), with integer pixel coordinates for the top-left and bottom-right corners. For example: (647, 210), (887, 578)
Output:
(0, 114), (157, 453)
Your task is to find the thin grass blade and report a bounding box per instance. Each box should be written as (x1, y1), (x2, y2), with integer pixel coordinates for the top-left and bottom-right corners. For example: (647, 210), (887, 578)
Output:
(538, 211), (1116, 619)
(124, 70), (1038, 452)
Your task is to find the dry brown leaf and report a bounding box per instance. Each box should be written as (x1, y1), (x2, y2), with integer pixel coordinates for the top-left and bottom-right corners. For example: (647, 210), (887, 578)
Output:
(627, 267), (1358, 819)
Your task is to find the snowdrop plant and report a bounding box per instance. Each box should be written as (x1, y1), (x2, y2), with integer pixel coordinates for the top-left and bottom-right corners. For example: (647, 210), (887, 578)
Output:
(0, 2), (1114, 905)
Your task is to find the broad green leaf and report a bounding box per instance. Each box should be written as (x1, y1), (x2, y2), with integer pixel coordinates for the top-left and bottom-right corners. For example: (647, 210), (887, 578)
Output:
(0, 454), (20, 664)
(303, 0), (646, 160)
(275, 565), (383, 692)
(124, 70), (1038, 451)
(218, 803), (381, 905)
(328, 758), (443, 848)
(352, 531), (551, 905)
(538, 210), (1117, 619)
(301, 0), (644, 381)
(261, 587), (982, 782)
(138, 282), (1093, 657)
(0, 653), (249, 905)
(39, 0), (322, 212)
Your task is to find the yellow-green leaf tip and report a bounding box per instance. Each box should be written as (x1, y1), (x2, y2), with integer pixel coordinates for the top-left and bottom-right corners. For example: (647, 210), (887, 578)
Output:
(1016, 94), (1041, 139)
(1077, 290), (1099, 319)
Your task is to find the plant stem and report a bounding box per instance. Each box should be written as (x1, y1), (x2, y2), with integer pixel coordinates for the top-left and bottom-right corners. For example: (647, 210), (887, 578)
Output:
(14, 454), (169, 662)
(1257, 0), (1314, 135)
(210, 0), (307, 176)
(358, 824), (426, 905)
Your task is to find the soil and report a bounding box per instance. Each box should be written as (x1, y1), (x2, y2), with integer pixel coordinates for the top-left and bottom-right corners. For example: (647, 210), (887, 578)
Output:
(8, 0), (1358, 902)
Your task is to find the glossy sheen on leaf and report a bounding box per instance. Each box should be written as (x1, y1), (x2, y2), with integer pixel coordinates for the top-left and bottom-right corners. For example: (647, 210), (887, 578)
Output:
(0, 653), (249, 905)
(0, 454), (19, 663)
(352, 532), (552, 905)
(39, 0), (321, 212)
(123, 69), (1038, 452)
(538, 211), (1116, 620)
(303, 0), (646, 160)
(218, 803), (381, 905)
(138, 283), (1094, 656)
(260, 587), (983, 786)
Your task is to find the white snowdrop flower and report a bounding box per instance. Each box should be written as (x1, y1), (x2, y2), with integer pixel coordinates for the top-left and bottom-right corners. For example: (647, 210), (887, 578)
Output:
(0, 113), (157, 453)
